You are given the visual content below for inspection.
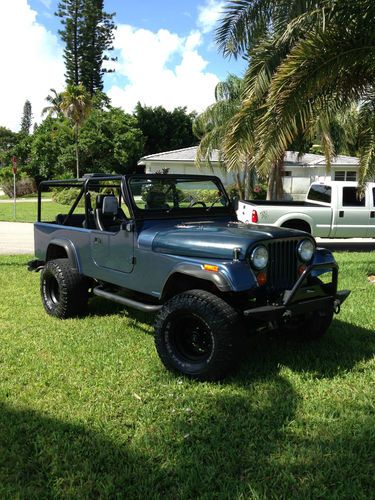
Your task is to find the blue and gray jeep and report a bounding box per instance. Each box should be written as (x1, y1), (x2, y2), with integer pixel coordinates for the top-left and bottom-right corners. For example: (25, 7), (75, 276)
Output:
(29, 173), (350, 380)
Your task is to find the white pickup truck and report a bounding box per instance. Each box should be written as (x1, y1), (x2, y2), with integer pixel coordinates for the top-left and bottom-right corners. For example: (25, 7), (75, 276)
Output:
(237, 181), (375, 238)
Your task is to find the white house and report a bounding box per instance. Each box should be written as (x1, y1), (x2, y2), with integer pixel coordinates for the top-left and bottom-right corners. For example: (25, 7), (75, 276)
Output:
(138, 146), (360, 200)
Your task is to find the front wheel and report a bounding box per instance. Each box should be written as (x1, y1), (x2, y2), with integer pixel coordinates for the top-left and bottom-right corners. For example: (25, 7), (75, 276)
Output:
(154, 290), (243, 381)
(41, 258), (89, 319)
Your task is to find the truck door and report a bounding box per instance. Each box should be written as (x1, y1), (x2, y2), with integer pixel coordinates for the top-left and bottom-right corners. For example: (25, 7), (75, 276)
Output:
(368, 187), (375, 238)
(90, 228), (134, 273)
(333, 186), (369, 238)
(87, 182), (135, 274)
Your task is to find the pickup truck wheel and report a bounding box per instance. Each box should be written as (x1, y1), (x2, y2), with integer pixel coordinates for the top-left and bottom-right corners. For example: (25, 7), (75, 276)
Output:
(281, 307), (333, 340)
(41, 258), (88, 319)
(154, 290), (243, 381)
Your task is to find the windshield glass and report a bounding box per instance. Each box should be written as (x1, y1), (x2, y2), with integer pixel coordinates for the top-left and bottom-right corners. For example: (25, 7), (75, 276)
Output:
(128, 176), (230, 215)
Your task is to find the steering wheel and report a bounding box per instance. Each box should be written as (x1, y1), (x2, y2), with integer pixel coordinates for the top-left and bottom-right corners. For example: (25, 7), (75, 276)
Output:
(190, 200), (207, 208)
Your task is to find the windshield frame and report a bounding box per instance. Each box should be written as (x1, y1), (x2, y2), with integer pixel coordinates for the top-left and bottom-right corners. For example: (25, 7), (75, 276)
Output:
(125, 174), (234, 220)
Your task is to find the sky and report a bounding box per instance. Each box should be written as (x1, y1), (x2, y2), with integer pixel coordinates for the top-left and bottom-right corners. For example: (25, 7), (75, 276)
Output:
(0, 0), (246, 131)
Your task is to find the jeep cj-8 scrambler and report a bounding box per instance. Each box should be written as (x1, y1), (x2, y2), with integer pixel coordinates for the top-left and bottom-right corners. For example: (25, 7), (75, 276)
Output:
(28, 174), (350, 380)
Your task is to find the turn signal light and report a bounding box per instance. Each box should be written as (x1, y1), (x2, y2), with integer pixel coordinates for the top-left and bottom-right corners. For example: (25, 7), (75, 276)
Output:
(298, 264), (307, 276)
(252, 209), (258, 223)
(203, 264), (219, 272)
(256, 271), (267, 286)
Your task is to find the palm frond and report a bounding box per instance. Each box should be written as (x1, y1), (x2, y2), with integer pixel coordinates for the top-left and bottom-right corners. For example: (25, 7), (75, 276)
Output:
(215, 0), (273, 57)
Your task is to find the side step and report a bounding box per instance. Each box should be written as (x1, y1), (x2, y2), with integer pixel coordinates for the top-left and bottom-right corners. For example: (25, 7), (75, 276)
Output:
(92, 286), (163, 313)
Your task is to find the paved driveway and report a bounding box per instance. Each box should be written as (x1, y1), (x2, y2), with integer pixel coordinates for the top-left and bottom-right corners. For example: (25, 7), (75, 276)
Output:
(0, 222), (34, 254)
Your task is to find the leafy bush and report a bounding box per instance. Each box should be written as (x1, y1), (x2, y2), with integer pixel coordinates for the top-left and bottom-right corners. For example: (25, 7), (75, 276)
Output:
(186, 189), (219, 204)
(252, 183), (267, 200)
(0, 167), (36, 198)
(52, 188), (84, 206)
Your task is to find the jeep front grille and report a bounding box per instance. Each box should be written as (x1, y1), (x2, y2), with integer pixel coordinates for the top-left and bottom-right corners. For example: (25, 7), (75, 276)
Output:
(267, 240), (298, 290)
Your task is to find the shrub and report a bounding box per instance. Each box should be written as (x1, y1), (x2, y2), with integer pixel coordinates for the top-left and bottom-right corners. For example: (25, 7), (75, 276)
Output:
(52, 188), (84, 206)
(252, 183), (267, 200)
(0, 167), (36, 198)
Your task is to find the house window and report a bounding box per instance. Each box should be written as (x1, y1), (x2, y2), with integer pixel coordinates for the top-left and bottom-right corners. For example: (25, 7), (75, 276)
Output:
(346, 171), (357, 181)
(283, 171), (292, 177)
(334, 170), (357, 181)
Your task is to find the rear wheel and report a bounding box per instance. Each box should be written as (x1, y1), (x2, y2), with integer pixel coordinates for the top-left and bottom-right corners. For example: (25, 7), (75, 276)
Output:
(154, 290), (243, 381)
(41, 258), (89, 318)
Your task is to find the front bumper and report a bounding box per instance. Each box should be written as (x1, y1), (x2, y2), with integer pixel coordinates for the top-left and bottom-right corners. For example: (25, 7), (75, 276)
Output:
(243, 261), (350, 322)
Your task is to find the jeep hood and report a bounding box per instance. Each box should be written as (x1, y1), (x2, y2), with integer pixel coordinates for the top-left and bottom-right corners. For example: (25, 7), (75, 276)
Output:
(138, 220), (304, 260)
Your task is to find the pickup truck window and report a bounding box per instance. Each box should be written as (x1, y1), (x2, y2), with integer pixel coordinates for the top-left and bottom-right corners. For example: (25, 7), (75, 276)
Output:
(342, 187), (366, 207)
(307, 184), (332, 203)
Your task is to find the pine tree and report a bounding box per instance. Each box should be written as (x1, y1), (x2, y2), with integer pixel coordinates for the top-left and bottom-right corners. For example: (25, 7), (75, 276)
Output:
(20, 100), (32, 135)
(56, 0), (83, 86)
(56, 0), (116, 95)
(80, 0), (116, 94)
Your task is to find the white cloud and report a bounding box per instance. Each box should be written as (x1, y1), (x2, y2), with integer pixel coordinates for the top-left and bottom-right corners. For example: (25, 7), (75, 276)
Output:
(197, 0), (225, 34)
(0, 0), (65, 131)
(107, 26), (219, 114)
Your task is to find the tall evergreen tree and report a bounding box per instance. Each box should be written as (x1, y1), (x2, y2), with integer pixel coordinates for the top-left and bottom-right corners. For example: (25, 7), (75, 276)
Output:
(56, 0), (83, 86)
(20, 100), (32, 135)
(80, 0), (116, 94)
(56, 0), (116, 95)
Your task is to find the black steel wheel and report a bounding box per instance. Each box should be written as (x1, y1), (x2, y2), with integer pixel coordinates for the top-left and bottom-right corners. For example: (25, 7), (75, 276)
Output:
(41, 258), (89, 319)
(154, 289), (243, 381)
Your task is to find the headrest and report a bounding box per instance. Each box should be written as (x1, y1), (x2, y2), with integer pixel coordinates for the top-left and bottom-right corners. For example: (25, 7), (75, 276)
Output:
(96, 194), (106, 209)
(102, 196), (119, 215)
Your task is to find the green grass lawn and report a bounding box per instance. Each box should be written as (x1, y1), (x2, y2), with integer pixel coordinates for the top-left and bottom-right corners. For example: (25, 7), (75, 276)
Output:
(0, 192), (51, 201)
(0, 201), (71, 223)
(0, 253), (374, 498)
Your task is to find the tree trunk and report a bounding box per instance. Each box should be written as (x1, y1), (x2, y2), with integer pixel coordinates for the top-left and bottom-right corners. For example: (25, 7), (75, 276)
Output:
(235, 171), (245, 199)
(267, 164), (276, 200)
(267, 156), (285, 200)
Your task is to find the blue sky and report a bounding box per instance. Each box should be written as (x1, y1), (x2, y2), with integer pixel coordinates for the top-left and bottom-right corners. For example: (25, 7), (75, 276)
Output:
(0, 0), (246, 131)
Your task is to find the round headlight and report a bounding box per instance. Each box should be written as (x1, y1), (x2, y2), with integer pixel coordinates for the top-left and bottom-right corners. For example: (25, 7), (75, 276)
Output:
(250, 245), (269, 270)
(297, 239), (315, 263)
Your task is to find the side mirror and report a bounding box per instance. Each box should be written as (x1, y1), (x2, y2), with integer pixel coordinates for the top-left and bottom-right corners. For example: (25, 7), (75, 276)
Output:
(122, 220), (135, 232)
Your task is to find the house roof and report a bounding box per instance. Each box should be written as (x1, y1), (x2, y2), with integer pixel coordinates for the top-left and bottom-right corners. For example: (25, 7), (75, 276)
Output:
(138, 146), (359, 167)
(138, 146), (219, 163)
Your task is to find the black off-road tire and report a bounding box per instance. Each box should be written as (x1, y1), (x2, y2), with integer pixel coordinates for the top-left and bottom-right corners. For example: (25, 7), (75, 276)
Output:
(154, 289), (243, 381)
(41, 258), (89, 319)
(281, 307), (333, 341)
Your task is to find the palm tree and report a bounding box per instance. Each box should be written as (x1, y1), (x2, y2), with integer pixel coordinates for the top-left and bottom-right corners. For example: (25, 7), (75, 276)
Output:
(42, 89), (63, 117)
(193, 74), (255, 198)
(61, 84), (92, 178)
(216, 0), (375, 189)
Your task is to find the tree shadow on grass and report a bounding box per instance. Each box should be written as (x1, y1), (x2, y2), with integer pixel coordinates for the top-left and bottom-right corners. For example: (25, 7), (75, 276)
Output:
(236, 319), (375, 382)
(146, 377), (374, 498)
(0, 403), (163, 499)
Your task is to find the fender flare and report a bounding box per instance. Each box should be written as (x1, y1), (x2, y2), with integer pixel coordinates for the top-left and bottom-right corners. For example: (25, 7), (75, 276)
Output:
(161, 263), (233, 298)
(46, 238), (81, 272)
